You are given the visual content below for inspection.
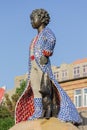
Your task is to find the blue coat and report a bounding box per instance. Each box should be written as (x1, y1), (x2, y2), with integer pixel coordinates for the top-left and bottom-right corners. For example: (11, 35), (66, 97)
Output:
(15, 27), (82, 124)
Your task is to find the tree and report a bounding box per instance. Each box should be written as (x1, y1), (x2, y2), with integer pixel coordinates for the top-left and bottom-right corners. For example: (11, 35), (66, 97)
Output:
(15, 80), (27, 96)
(0, 80), (27, 130)
(0, 105), (15, 130)
(0, 116), (15, 130)
(5, 80), (27, 117)
(0, 105), (11, 118)
(4, 93), (14, 117)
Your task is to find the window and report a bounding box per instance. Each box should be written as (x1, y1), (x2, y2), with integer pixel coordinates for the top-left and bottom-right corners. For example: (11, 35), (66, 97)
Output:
(74, 89), (82, 107)
(73, 66), (80, 78)
(54, 72), (59, 80)
(83, 88), (87, 106)
(62, 70), (68, 80)
(74, 88), (87, 108)
(83, 65), (87, 76)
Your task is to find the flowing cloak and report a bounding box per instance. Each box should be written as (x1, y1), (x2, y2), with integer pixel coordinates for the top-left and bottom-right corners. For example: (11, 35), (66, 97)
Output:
(15, 27), (82, 124)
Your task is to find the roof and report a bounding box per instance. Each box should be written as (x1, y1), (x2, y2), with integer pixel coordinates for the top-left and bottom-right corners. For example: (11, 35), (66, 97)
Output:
(72, 58), (87, 64)
(0, 87), (5, 104)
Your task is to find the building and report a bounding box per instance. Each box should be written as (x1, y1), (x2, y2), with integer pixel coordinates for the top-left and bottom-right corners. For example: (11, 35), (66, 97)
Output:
(7, 58), (87, 112)
(6, 73), (28, 98)
(53, 58), (87, 112)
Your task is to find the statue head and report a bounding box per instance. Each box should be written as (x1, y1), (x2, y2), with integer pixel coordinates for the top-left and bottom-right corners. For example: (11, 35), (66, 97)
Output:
(30, 8), (50, 29)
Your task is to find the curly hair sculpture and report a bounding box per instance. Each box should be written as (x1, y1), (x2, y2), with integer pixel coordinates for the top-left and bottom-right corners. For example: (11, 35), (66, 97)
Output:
(30, 8), (50, 26)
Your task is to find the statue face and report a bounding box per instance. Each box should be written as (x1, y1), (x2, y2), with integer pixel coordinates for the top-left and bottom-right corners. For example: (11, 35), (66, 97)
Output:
(31, 14), (42, 29)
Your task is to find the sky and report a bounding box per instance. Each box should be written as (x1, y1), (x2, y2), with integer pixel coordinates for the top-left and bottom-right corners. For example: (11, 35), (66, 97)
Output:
(0, 0), (87, 90)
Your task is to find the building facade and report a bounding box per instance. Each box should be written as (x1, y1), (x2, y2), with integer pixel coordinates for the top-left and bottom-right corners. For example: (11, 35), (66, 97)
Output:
(8, 58), (87, 112)
(53, 58), (87, 112)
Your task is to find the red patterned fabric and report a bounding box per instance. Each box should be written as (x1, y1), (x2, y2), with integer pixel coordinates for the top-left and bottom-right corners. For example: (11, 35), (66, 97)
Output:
(15, 82), (35, 124)
(43, 50), (53, 56)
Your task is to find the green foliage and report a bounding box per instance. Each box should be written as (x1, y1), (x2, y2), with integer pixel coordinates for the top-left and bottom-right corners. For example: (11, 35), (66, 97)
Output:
(1, 80), (27, 130)
(11, 80), (27, 106)
(4, 93), (14, 117)
(5, 93), (13, 109)
(0, 105), (15, 130)
(16, 80), (27, 96)
(0, 117), (15, 130)
(0, 105), (11, 118)
(4, 80), (27, 118)
(11, 93), (19, 106)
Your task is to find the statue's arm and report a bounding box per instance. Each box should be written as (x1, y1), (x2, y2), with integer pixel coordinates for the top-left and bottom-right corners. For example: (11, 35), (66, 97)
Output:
(42, 30), (56, 57)
(40, 29), (56, 65)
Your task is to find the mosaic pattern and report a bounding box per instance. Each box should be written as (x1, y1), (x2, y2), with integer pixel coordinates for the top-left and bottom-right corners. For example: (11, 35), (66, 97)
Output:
(28, 93), (81, 123)
(15, 27), (82, 124)
(29, 98), (42, 120)
(15, 83), (35, 123)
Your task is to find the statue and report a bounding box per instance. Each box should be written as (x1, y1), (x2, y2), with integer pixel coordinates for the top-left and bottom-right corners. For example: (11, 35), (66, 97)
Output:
(39, 73), (53, 119)
(39, 72), (60, 119)
(15, 8), (82, 125)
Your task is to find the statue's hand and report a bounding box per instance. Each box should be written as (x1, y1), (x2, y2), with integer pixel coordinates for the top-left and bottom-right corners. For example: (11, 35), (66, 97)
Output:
(40, 55), (48, 65)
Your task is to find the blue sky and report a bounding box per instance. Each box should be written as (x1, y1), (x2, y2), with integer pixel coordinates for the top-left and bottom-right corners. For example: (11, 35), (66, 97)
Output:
(0, 0), (87, 90)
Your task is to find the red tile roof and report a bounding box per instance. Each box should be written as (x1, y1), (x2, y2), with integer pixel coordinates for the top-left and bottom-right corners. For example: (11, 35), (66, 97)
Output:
(72, 58), (87, 64)
(0, 87), (5, 104)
